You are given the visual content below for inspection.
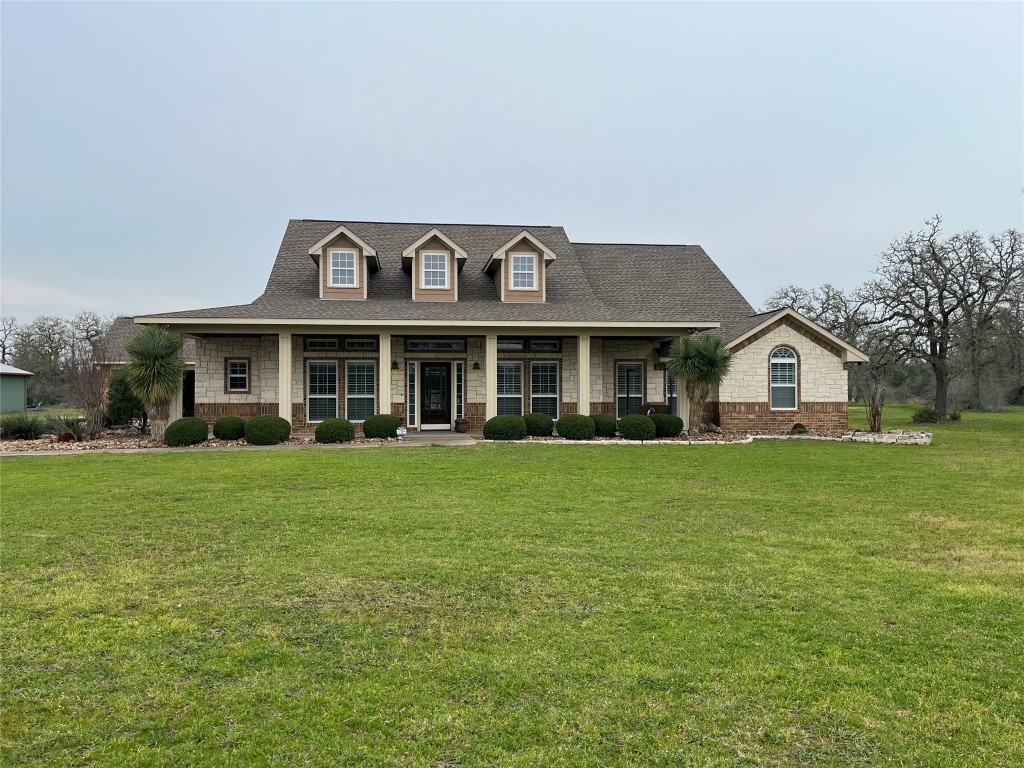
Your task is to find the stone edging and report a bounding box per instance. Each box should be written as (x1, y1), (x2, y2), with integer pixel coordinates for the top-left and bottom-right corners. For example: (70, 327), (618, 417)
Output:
(482, 430), (933, 446)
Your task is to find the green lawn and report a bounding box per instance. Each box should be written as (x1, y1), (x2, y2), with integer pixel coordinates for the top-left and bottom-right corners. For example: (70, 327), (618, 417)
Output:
(2, 407), (1022, 766)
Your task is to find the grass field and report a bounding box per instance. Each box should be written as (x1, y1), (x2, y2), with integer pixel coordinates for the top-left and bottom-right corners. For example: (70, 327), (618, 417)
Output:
(2, 406), (1022, 766)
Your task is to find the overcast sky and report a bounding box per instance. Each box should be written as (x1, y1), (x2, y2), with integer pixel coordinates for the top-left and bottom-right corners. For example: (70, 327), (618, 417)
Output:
(2, 1), (1021, 323)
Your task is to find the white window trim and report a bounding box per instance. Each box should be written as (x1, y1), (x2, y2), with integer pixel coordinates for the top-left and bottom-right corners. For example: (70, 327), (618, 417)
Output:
(226, 359), (249, 392)
(530, 360), (559, 419)
(420, 251), (450, 290)
(329, 249), (359, 288)
(510, 252), (538, 291)
(306, 360), (338, 423)
(345, 359), (377, 422)
(770, 348), (798, 411)
(407, 362), (417, 428)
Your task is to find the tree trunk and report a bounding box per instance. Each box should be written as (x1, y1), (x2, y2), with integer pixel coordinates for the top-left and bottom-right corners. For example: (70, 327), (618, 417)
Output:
(967, 335), (983, 410)
(866, 381), (885, 432)
(687, 382), (707, 436)
(149, 402), (169, 443)
(932, 359), (949, 421)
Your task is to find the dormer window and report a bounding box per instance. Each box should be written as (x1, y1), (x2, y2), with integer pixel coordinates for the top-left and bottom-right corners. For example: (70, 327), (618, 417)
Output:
(484, 231), (556, 303)
(511, 253), (537, 290)
(330, 250), (358, 287)
(421, 252), (449, 289)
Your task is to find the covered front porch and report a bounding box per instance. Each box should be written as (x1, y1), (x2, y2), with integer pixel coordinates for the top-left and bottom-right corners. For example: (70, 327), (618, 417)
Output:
(166, 322), (713, 433)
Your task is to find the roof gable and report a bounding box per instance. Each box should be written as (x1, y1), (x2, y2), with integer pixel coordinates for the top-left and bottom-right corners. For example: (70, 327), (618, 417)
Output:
(307, 225), (381, 272)
(726, 307), (869, 363)
(483, 230), (557, 275)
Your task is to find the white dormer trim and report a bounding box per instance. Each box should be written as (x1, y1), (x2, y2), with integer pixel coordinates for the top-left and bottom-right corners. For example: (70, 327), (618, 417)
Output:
(483, 230), (557, 275)
(401, 228), (469, 263)
(308, 225), (381, 271)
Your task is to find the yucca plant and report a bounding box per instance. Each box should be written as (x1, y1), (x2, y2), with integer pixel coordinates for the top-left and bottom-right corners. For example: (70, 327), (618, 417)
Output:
(122, 325), (184, 442)
(666, 334), (733, 436)
(0, 413), (47, 440)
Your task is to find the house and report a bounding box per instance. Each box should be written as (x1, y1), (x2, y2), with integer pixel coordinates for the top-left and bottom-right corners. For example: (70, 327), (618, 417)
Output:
(99, 317), (198, 416)
(1, 363), (34, 413)
(136, 220), (868, 433)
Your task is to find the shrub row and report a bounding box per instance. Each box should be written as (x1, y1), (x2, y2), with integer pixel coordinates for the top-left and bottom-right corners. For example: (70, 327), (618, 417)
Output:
(618, 414), (656, 441)
(245, 415), (291, 445)
(483, 415), (527, 441)
(213, 416), (246, 440)
(481, 412), (680, 442)
(523, 412), (554, 437)
(362, 414), (400, 439)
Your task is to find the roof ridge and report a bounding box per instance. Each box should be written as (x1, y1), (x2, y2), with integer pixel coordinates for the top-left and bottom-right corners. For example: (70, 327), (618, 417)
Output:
(297, 218), (561, 229)
(573, 241), (695, 247)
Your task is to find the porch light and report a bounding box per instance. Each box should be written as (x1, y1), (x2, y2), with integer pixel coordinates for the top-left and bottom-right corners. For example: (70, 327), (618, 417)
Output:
(473, 362), (481, 370)
(391, 360), (399, 370)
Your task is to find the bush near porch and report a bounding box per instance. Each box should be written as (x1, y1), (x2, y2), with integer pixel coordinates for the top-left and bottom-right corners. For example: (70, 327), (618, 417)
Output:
(2, 407), (1022, 766)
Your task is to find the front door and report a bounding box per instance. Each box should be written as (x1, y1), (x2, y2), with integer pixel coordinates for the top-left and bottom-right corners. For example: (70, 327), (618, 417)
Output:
(420, 363), (451, 430)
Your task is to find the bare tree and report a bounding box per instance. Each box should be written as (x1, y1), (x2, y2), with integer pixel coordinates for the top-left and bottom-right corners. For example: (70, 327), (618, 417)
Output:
(861, 216), (973, 421)
(763, 284), (867, 344)
(64, 336), (109, 438)
(950, 229), (1024, 409)
(0, 316), (17, 364)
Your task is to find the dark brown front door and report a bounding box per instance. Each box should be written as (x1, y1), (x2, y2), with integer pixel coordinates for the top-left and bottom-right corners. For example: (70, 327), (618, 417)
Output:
(421, 363), (451, 428)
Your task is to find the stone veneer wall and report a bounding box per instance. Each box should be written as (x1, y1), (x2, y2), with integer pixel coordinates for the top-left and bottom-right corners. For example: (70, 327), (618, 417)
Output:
(193, 336), (279, 425)
(714, 320), (850, 432)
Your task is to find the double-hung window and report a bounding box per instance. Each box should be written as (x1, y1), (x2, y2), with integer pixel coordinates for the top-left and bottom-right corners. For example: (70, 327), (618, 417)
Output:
(307, 361), (338, 422)
(770, 347), (798, 409)
(497, 362), (523, 416)
(616, 362), (644, 418)
(330, 250), (357, 287)
(346, 361), (376, 421)
(531, 362), (559, 419)
(226, 359), (249, 392)
(511, 253), (537, 290)
(421, 252), (449, 289)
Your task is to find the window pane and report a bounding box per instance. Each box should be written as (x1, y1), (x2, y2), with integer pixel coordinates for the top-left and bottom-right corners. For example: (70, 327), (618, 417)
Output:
(771, 386), (797, 409)
(455, 362), (464, 420)
(331, 251), (356, 286)
(511, 254), (535, 288)
(308, 397), (337, 421)
(531, 396), (558, 420)
(308, 363), (337, 396)
(497, 363), (522, 396)
(497, 397), (522, 417)
(422, 252), (448, 287)
(531, 363), (558, 396)
(347, 362), (375, 397)
(770, 362), (796, 385)
(347, 397), (376, 421)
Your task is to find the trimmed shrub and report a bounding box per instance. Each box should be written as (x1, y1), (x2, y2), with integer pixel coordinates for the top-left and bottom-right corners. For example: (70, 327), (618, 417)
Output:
(315, 418), (356, 443)
(911, 406), (938, 424)
(618, 414), (657, 441)
(213, 416), (246, 440)
(0, 413), (47, 440)
(46, 415), (89, 441)
(362, 414), (400, 439)
(556, 413), (595, 441)
(650, 413), (684, 438)
(164, 417), (209, 447)
(591, 413), (617, 437)
(483, 415), (527, 441)
(245, 415), (291, 445)
(523, 412), (554, 437)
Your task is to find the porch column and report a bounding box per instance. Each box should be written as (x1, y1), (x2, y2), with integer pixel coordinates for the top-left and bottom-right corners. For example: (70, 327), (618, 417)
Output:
(278, 332), (292, 422)
(577, 335), (591, 416)
(676, 336), (689, 430)
(485, 333), (498, 420)
(379, 333), (392, 417)
(169, 384), (183, 423)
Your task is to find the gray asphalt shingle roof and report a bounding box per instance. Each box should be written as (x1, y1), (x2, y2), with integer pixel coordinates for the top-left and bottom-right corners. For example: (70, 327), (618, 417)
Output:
(144, 219), (759, 330)
(103, 317), (196, 363)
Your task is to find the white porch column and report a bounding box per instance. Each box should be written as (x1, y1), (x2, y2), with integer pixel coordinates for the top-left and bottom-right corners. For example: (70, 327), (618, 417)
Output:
(577, 335), (591, 416)
(674, 336), (690, 431)
(168, 385), (183, 423)
(278, 332), (292, 422)
(485, 333), (498, 420)
(379, 333), (392, 416)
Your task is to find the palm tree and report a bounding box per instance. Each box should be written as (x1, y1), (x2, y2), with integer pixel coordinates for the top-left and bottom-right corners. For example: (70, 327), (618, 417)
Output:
(666, 335), (733, 436)
(123, 325), (184, 442)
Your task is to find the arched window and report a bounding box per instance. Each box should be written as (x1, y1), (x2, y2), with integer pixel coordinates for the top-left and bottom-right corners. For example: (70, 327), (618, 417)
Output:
(770, 347), (797, 409)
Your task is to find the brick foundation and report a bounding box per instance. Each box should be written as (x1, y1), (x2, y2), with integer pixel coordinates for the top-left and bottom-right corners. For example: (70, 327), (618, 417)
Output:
(717, 401), (848, 432)
(589, 401), (615, 416)
(464, 402), (486, 432)
(196, 402), (278, 425)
